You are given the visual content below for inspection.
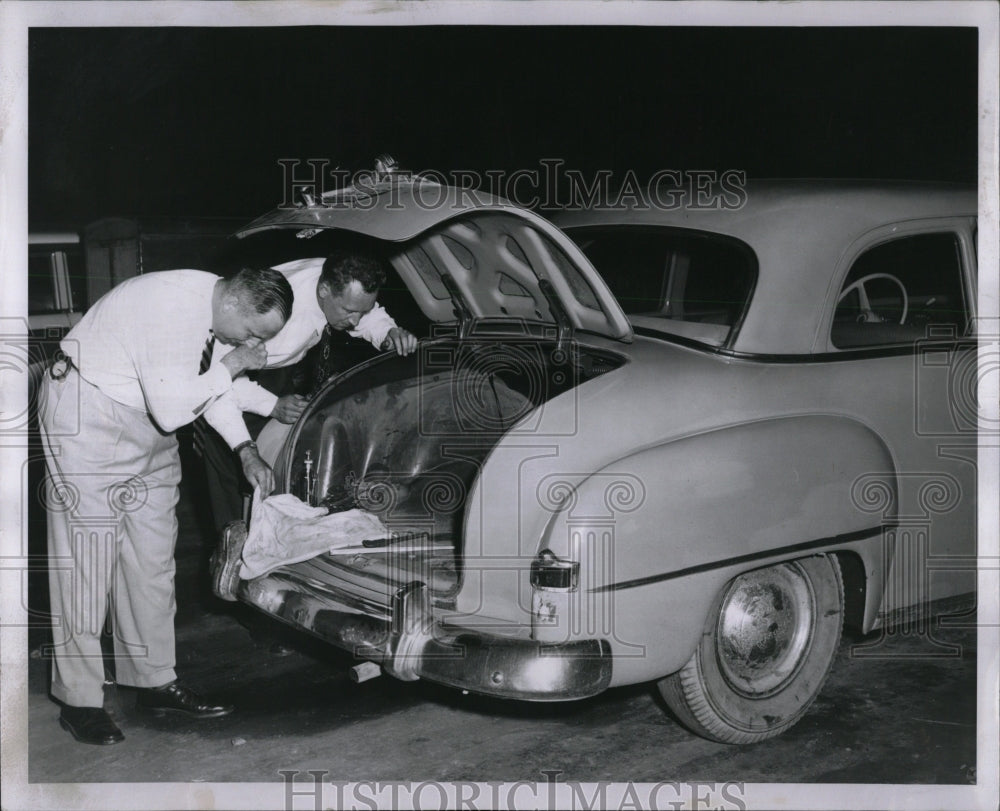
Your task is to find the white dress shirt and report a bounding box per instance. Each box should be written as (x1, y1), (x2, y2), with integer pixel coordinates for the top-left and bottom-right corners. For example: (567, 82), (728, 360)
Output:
(203, 257), (397, 448)
(60, 270), (233, 433)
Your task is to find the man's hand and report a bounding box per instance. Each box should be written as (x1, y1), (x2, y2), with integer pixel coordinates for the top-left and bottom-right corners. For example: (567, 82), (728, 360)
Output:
(380, 327), (418, 356)
(221, 338), (268, 378)
(270, 394), (308, 424)
(238, 445), (274, 496)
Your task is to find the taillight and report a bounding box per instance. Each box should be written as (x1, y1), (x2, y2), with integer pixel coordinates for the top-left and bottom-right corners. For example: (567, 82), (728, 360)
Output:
(530, 549), (579, 591)
(531, 549), (579, 638)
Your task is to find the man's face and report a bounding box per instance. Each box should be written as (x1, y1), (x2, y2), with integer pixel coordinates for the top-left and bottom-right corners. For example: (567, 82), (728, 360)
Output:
(318, 279), (378, 331)
(213, 295), (286, 346)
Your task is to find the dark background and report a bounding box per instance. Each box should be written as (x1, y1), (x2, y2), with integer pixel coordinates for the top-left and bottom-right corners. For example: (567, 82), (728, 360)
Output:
(29, 26), (977, 227)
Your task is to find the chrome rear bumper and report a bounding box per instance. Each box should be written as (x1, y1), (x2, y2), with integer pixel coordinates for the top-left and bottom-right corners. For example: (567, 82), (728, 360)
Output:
(238, 570), (612, 701)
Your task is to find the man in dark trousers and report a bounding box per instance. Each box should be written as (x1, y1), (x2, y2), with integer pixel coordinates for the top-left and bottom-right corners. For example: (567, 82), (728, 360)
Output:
(200, 246), (417, 531)
(39, 266), (294, 745)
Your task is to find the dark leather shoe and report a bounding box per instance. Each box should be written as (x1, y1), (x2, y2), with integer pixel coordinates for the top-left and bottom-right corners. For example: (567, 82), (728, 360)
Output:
(59, 705), (124, 745)
(136, 681), (234, 718)
(211, 520), (248, 601)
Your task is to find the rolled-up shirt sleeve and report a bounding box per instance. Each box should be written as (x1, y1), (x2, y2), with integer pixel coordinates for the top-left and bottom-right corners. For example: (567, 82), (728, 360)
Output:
(349, 303), (397, 349)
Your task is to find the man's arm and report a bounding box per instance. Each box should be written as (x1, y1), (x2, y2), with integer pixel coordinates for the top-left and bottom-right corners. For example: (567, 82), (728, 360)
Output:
(351, 303), (417, 356)
(349, 303), (397, 349)
(203, 381), (298, 497)
(234, 441), (274, 497)
(202, 392), (273, 496)
(203, 390), (255, 449)
(139, 340), (266, 434)
(216, 378), (307, 426)
(139, 363), (232, 433)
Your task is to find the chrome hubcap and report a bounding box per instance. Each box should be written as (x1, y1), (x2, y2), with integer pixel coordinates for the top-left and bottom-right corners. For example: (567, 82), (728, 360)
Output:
(715, 563), (814, 697)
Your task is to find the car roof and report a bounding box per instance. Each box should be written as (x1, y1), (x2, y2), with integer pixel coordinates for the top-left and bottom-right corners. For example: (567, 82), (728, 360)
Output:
(553, 179), (974, 234)
(554, 179), (976, 354)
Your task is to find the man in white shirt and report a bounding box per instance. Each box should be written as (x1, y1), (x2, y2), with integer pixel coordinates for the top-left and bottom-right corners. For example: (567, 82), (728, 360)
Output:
(38, 267), (294, 745)
(199, 247), (417, 536)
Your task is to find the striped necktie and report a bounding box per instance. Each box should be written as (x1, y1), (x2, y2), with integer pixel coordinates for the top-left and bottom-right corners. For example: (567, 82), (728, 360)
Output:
(311, 325), (335, 397)
(191, 333), (215, 456)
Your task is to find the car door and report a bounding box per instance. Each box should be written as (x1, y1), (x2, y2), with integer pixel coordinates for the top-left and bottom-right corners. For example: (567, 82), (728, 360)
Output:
(821, 218), (978, 621)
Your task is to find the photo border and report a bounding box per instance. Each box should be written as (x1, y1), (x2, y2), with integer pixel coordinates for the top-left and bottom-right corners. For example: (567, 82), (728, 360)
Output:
(1, 2), (996, 809)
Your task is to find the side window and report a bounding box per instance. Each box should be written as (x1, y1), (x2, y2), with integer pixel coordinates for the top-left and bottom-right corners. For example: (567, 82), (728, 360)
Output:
(831, 233), (967, 349)
(569, 227), (755, 326)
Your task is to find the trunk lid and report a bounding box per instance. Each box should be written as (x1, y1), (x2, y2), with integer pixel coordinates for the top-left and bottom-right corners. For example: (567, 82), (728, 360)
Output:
(236, 168), (632, 343)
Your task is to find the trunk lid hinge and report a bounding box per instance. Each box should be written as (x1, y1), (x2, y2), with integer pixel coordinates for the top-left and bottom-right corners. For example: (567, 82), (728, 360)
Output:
(441, 273), (477, 339)
(537, 277), (574, 351)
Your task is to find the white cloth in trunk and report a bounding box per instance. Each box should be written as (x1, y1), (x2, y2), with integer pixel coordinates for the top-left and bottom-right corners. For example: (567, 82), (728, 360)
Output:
(240, 490), (391, 579)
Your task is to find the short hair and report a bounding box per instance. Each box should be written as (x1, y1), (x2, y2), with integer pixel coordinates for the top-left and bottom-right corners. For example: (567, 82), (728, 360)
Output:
(230, 266), (294, 322)
(320, 248), (388, 295)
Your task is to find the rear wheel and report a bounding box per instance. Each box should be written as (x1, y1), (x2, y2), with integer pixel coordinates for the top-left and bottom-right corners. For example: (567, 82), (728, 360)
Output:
(658, 554), (843, 743)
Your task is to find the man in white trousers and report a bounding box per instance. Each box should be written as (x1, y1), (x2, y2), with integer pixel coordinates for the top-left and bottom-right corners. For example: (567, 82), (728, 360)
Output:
(39, 266), (294, 745)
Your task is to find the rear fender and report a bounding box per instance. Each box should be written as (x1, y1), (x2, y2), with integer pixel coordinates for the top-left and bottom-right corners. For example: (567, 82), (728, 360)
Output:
(537, 414), (896, 684)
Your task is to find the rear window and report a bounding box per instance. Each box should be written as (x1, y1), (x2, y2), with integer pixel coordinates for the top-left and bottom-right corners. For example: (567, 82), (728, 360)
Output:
(564, 225), (756, 346)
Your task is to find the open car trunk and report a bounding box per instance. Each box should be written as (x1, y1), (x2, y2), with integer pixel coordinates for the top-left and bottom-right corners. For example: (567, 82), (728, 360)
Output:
(271, 335), (624, 606)
(233, 172), (631, 640)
